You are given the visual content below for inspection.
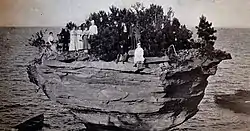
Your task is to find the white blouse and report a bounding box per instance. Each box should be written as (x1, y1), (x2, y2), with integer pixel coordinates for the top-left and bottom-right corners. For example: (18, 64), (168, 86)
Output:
(47, 35), (54, 45)
(88, 25), (98, 35)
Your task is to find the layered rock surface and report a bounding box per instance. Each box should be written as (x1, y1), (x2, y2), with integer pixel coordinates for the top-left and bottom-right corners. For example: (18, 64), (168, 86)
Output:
(27, 50), (231, 131)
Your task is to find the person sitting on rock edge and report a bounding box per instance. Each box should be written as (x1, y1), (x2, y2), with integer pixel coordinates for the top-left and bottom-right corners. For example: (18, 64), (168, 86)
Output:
(134, 42), (145, 67)
(47, 32), (54, 46)
(46, 32), (55, 56)
(116, 40), (125, 64)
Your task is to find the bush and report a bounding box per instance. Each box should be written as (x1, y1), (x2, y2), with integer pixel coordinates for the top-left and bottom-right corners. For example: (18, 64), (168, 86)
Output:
(28, 29), (47, 51)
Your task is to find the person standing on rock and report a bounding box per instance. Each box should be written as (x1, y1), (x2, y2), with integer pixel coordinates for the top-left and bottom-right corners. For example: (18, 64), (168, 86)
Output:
(61, 27), (70, 52)
(76, 26), (83, 51)
(82, 27), (90, 53)
(134, 42), (145, 67)
(69, 26), (77, 51)
(55, 34), (62, 53)
(120, 22), (128, 41)
(129, 23), (136, 49)
(88, 20), (98, 46)
(120, 22), (129, 62)
(134, 23), (141, 46)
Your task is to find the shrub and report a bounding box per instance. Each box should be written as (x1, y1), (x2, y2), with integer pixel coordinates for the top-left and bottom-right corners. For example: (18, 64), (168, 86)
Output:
(28, 29), (47, 51)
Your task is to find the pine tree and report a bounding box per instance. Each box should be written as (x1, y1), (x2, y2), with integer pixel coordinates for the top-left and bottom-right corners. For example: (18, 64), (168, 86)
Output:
(168, 18), (192, 50)
(195, 15), (217, 55)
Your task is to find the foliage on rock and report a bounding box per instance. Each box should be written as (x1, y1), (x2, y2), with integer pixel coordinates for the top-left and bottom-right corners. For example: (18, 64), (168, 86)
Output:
(28, 29), (47, 49)
(82, 3), (194, 61)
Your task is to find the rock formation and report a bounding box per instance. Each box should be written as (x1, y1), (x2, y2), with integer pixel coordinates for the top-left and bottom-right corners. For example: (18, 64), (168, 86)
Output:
(26, 49), (231, 131)
(215, 90), (250, 115)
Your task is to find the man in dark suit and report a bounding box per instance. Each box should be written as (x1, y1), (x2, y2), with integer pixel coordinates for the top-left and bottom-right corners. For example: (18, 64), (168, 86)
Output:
(61, 27), (70, 52)
(119, 22), (129, 62)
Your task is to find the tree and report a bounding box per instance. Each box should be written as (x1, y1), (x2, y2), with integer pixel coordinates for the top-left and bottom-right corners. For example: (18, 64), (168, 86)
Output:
(109, 5), (120, 22)
(139, 4), (165, 56)
(66, 21), (77, 30)
(195, 15), (217, 55)
(131, 2), (145, 14)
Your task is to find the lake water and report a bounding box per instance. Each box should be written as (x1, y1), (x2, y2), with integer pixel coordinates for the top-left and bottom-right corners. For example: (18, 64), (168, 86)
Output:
(0, 27), (249, 131)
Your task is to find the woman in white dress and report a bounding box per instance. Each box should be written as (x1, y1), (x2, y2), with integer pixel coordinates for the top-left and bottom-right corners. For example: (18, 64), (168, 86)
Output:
(76, 27), (83, 51)
(134, 42), (145, 67)
(69, 27), (77, 51)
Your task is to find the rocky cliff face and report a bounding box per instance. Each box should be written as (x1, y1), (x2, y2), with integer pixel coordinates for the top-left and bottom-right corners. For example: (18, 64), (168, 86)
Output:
(27, 50), (231, 131)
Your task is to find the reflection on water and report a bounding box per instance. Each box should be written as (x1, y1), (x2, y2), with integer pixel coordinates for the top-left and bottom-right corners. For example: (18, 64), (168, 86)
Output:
(0, 27), (249, 130)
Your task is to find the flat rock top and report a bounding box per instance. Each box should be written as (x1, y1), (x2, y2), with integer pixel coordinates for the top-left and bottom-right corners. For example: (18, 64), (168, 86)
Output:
(43, 59), (162, 74)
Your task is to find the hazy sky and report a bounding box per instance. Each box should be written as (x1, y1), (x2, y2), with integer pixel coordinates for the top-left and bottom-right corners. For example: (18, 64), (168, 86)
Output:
(1, 0), (250, 27)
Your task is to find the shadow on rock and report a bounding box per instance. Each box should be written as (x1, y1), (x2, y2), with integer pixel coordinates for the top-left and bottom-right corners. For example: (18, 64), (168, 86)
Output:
(13, 114), (50, 131)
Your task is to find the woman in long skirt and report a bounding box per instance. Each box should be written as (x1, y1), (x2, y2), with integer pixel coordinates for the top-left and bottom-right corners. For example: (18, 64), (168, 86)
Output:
(69, 27), (77, 51)
(76, 27), (83, 51)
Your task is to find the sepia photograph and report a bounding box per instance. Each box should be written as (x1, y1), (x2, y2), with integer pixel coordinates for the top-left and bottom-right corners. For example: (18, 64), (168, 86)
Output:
(0, 0), (249, 130)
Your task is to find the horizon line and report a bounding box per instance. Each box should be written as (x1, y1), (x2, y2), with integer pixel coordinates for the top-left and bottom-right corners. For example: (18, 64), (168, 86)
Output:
(1, 25), (250, 29)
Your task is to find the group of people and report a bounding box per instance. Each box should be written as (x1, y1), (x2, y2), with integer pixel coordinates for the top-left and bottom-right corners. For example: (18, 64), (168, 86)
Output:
(113, 21), (144, 66)
(68, 20), (98, 52)
(46, 20), (98, 55)
(46, 20), (145, 67)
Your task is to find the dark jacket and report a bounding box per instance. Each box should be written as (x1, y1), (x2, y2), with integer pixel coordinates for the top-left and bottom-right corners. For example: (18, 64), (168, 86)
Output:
(117, 43), (125, 54)
(61, 29), (70, 44)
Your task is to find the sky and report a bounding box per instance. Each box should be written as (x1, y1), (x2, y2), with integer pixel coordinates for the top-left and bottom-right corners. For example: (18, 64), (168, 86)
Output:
(0, 0), (250, 27)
